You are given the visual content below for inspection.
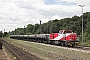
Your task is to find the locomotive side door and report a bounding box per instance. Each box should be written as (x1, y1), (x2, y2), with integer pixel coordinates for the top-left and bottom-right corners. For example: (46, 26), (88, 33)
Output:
(58, 30), (64, 40)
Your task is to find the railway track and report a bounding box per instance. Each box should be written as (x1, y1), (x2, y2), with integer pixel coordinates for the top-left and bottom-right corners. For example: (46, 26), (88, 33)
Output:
(1, 38), (90, 52)
(45, 42), (90, 52)
(74, 45), (90, 51)
(0, 39), (41, 60)
(0, 38), (90, 60)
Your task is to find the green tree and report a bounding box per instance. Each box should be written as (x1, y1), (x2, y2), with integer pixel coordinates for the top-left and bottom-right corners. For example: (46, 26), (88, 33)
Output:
(33, 24), (40, 34)
(26, 24), (34, 34)
(85, 21), (90, 41)
(0, 31), (3, 37)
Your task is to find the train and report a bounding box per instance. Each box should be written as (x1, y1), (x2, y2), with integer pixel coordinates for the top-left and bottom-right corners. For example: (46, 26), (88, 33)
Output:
(10, 30), (79, 47)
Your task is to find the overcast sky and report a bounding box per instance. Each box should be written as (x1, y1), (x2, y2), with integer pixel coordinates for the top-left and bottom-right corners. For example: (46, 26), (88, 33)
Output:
(0, 0), (90, 32)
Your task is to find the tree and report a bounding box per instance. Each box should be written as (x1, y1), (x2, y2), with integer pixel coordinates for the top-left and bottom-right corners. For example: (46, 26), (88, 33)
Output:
(26, 24), (34, 34)
(84, 21), (90, 41)
(0, 31), (3, 37)
(33, 24), (40, 34)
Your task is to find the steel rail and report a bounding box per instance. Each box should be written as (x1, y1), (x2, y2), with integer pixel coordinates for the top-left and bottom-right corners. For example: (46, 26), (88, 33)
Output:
(1, 39), (38, 60)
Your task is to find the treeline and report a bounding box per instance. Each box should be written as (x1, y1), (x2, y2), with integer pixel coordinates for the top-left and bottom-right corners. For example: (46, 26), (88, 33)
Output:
(9, 12), (90, 44)
(0, 31), (8, 37)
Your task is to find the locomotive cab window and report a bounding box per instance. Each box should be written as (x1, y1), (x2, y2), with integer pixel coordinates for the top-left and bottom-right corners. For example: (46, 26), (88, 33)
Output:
(63, 30), (72, 34)
(59, 31), (63, 34)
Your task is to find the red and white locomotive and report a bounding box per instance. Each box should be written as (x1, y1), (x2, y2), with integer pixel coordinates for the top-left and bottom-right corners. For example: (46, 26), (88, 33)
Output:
(10, 30), (79, 47)
(49, 30), (79, 46)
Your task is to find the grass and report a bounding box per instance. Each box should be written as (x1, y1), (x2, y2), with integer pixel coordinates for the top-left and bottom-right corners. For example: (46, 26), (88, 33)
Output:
(3, 46), (15, 60)
(84, 41), (90, 46)
(3, 38), (90, 60)
(79, 40), (90, 46)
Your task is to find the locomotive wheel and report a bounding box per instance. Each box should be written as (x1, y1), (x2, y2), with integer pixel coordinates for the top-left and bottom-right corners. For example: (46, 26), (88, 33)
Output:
(72, 44), (75, 47)
(61, 42), (64, 46)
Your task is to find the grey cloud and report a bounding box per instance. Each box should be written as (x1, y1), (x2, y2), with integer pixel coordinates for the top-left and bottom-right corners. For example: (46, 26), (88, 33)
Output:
(0, 0), (89, 32)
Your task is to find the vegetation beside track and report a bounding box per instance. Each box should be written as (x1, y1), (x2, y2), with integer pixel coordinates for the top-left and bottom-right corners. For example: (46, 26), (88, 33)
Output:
(2, 38), (90, 60)
(3, 46), (15, 60)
